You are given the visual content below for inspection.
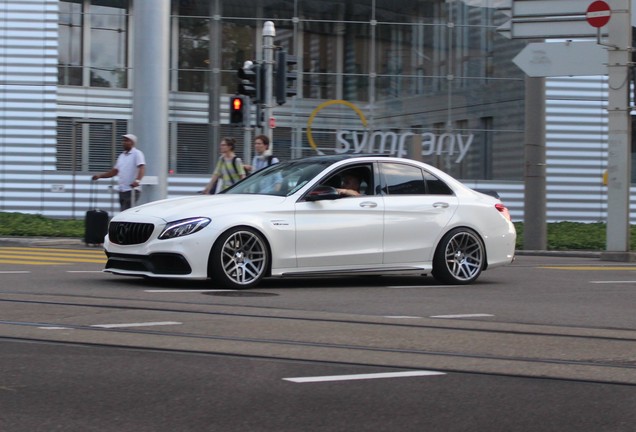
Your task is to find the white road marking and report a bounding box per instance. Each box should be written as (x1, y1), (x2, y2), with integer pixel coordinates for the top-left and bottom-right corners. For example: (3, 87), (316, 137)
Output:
(91, 321), (182, 328)
(283, 371), (446, 383)
(430, 314), (494, 319)
(144, 289), (237, 293)
(38, 326), (71, 330)
(590, 280), (636, 284)
(0, 271), (31, 274)
(66, 271), (103, 273)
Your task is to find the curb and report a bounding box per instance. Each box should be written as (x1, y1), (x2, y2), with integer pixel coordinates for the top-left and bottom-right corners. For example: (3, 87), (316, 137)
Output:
(515, 250), (602, 258)
(0, 237), (88, 247)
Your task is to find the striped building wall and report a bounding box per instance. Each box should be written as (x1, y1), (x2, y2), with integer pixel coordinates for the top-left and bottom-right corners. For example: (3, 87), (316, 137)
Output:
(0, 0), (58, 213)
(544, 76), (610, 223)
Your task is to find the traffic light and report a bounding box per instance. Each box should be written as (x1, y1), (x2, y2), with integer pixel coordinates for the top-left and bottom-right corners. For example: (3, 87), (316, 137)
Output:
(230, 95), (244, 125)
(237, 61), (263, 103)
(275, 49), (297, 106)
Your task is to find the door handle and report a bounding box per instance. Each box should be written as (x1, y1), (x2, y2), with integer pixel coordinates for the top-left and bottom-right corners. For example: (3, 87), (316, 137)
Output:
(433, 202), (449, 208)
(360, 201), (378, 208)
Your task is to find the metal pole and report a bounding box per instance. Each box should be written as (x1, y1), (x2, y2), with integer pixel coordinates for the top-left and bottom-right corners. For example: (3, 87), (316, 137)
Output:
(602, 0), (634, 261)
(209, 2), (222, 176)
(523, 76), (547, 251)
(243, 98), (252, 164)
(132, 0), (170, 203)
(263, 21), (275, 151)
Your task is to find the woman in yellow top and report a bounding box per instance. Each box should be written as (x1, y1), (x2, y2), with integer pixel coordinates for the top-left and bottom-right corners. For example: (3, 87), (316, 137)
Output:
(203, 137), (246, 194)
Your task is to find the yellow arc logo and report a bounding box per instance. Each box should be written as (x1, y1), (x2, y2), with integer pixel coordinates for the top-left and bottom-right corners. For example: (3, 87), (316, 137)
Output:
(306, 100), (368, 154)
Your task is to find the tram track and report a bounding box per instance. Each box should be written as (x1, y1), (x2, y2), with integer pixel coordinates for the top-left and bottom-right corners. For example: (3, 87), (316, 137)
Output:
(1, 292), (636, 385)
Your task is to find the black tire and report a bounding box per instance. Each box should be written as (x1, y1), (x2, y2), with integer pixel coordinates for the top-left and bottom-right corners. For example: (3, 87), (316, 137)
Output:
(432, 228), (485, 285)
(209, 227), (269, 289)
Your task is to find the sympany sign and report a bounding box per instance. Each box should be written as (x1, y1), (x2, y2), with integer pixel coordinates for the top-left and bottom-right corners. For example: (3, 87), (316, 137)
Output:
(335, 130), (475, 163)
(307, 100), (474, 163)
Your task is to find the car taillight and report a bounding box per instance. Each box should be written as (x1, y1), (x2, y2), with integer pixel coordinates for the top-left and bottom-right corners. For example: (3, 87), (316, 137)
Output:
(495, 203), (511, 221)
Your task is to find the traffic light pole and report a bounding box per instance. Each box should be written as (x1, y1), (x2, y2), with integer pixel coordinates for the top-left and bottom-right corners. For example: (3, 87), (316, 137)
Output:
(263, 21), (275, 152)
(243, 100), (252, 166)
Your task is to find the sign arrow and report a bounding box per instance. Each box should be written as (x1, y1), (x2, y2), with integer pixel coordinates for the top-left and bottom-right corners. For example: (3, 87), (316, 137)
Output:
(512, 41), (607, 77)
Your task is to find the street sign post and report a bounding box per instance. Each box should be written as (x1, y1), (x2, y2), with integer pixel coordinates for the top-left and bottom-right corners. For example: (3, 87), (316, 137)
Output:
(586, 0), (611, 28)
(513, 41), (607, 77)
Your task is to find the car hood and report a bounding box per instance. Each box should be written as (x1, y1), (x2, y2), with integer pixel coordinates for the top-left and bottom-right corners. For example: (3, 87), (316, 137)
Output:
(118, 194), (288, 222)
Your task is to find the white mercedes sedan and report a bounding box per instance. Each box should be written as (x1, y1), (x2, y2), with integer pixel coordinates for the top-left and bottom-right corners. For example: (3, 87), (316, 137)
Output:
(103, 155), (516, 289)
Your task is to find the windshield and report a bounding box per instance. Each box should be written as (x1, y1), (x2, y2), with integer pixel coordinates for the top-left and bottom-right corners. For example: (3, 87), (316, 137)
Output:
(223, 159), (333, 196)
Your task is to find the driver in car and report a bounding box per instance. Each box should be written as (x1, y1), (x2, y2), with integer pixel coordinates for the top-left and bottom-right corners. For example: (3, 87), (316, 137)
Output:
(336, 172), (362, 197)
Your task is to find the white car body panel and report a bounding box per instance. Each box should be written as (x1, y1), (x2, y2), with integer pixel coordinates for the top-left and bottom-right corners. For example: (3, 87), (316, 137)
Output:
(382, 195), (459, 264)
(294, 196), (384, 267)
(102, 156), (516, 287)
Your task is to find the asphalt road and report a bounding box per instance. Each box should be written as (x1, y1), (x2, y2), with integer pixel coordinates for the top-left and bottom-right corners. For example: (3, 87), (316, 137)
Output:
(1, 243), (635, 431)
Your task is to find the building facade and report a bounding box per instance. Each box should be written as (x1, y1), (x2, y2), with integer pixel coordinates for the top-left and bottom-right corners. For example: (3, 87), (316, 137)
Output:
(0, 0), (630, 222)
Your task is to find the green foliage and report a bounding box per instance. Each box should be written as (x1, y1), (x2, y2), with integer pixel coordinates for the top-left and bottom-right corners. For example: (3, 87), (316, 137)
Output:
(0, 212), (84, 238)
(0, 212), (634, 251)
(514, 221), (636, 250)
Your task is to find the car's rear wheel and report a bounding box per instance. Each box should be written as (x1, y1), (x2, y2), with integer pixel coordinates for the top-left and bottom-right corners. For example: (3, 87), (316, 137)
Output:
(432, 228), (484, 284)
(209, 227), (269, 289)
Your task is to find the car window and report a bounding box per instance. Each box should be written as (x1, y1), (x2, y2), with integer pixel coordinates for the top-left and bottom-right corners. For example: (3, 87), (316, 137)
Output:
(423, 171), (454, 195)
(380, 163), (427, 195)
(226, 160), (330, 196)
(319, 164), (374, 196)
(380, 162), (453, 195)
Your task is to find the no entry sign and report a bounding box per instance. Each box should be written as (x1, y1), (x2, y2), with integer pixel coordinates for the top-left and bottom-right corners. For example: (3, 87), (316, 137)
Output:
(586, 0), (611, 28)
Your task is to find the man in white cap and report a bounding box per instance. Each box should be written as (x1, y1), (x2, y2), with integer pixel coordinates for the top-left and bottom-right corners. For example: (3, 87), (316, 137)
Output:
(92, 133), (146, 211)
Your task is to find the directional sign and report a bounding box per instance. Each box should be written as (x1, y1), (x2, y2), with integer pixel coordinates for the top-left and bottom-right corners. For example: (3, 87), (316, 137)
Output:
(513, 0), (587, 17)
(586, 0), (611, 28)
(498, 18), (608, 39)
(513, 41), (607, 77)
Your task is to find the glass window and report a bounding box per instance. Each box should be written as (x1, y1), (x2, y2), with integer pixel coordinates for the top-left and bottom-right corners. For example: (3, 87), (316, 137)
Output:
(161, 0), (528, 181)
(381, 162), (427, 195)
(320, 164), (374, 196)
(58, 0), (130, 88)
(58, 0), (83, 85)
(423, 171), (453, 195)
(177, 16), (211, 92)
(220, 21), (257, 91)
(380, 162), (453, 195)
(90, 0), (129, 88)
(342, 23), (371, 102)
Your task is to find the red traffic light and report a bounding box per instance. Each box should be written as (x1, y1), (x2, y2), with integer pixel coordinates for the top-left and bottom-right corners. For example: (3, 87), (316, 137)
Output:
(231, 97), (243, 111)
(230, 96), (244, 125)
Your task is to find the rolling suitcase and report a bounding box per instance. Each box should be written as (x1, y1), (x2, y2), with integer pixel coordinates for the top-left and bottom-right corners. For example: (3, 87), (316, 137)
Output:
(85, 182), (109, 246)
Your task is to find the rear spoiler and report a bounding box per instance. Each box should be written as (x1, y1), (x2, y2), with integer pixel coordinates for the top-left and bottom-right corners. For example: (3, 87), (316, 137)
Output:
(473, 189), (500, 199)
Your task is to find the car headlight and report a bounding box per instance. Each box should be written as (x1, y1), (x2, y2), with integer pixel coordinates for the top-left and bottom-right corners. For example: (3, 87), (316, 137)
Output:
(158, 217), (211, 240)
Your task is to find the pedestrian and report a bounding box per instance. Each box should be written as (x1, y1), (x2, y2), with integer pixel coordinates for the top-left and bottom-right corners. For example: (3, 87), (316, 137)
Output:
(92, 133), (146, 211)
(244, 134), (279, 175)
(203, 137), (246, 194)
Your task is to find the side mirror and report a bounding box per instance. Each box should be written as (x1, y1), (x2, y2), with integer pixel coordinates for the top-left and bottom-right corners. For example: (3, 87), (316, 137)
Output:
(305, 185), (340, 201)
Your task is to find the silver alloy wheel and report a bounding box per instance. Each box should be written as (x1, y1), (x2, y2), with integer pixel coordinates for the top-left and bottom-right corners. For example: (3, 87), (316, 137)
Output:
(220, 230), (267, 286)
(443, 231), (484, 282)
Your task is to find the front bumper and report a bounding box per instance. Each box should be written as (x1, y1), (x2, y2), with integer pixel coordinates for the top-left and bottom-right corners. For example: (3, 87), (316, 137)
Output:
(105, 252), (192, 276)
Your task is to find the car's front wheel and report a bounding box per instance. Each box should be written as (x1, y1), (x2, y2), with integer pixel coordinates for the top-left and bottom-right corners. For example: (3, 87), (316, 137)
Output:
(209, 227), (269, 289)
(432, 228), (484, 284)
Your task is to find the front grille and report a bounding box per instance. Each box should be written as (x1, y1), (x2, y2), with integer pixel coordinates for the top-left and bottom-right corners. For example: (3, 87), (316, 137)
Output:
(108, 221), (155, 245)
